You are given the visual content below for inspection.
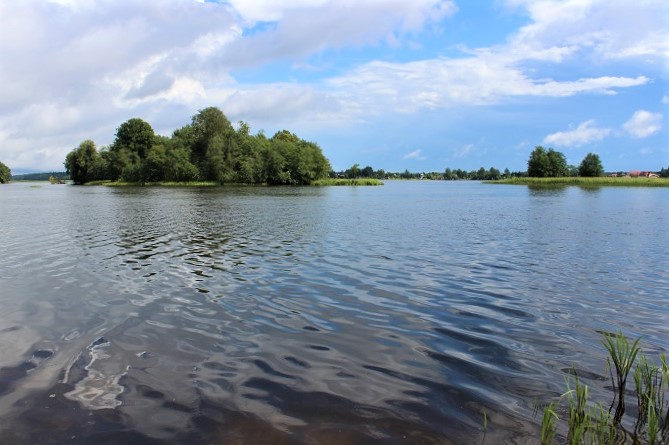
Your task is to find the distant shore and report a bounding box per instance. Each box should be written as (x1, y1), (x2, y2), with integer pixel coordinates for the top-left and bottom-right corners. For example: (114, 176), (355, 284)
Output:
(490, 177), (669, 187)
(83, 178), (384, 187)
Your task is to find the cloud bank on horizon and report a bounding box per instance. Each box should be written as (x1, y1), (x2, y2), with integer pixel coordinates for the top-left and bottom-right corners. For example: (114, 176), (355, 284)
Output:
(0, 0), (666, 172)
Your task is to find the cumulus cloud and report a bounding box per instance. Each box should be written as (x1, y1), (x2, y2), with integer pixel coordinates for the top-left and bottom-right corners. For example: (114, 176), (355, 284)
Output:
(543, 120), (612, 147)
(623, 110), (663, 138)
(218, 0), (457, 67)
(329, 57), (648, 112)
(403, 149), (427, 160)
(504, 0), (669, 63)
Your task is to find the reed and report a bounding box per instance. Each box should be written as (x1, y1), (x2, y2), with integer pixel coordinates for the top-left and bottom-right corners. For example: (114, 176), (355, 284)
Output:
(490, 177), (669, 187)
(311, 178), (384, 186)
(536, 333), (668, 444)
(603, 332), (641, 423)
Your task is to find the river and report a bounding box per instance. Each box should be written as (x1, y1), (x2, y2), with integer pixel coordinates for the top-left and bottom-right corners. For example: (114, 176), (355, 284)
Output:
(0, 181), (667, 444)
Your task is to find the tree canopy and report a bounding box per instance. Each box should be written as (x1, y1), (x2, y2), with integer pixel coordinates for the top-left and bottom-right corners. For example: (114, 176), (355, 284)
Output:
(65, 140), (99, 184)
(527, 146), (568, 177)
(0, 161), (10, 183)
(578, 152), (604, 177)
(63, 108), (331, 185)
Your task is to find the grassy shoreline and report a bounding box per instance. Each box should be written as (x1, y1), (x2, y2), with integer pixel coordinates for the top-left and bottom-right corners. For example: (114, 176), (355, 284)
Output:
(83, 178), (384, 187)
(311, 178), (383, 186)
(490, 177), (669, 187)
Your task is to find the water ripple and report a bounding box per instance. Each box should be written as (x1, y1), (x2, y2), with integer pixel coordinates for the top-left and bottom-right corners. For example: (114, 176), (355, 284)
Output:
(0, 183), (667, 443)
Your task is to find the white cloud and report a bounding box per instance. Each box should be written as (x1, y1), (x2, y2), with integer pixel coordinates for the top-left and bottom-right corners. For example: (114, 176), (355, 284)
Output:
(544, 120), (612, 147)
(328, 56), (648, 113)
(0, 0), (665, 171)
(403, 149), (427, 160)
(623, 110), (663, 138)
(663, 96), (669, 105)
(504, 0), (669, 64)
(218, 0), (457, 67)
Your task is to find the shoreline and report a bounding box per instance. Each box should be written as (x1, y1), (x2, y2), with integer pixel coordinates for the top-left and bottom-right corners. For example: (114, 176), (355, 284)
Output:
(489, 177), (669, 187)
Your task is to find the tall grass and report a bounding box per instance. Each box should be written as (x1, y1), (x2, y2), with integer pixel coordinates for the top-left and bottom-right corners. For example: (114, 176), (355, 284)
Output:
(491, 177), (669, 187)
(537, 333), (668, 444)
(311, 178), (384, 186)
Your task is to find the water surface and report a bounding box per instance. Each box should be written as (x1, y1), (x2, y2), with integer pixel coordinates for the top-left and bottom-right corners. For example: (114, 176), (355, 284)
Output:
(0, 181), (667, 444)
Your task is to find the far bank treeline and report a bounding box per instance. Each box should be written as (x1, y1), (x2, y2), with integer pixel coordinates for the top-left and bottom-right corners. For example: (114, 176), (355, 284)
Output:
(64, 107), (331, 185)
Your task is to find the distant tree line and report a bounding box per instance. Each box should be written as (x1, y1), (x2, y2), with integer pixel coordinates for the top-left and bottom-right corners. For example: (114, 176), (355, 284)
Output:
(0, 161), (10, 184)
(64, 107), (331, 185)
(332, 164), (520, 181)
(10, 171), (69, 181)
(334, 146), (667, 182)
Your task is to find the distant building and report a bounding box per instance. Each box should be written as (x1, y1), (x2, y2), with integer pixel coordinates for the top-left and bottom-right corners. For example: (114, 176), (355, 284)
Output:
(628, 170), (659, 178)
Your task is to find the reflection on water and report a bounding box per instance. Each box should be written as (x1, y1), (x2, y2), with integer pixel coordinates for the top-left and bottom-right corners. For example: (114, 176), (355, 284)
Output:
(0, 181), (667, 444)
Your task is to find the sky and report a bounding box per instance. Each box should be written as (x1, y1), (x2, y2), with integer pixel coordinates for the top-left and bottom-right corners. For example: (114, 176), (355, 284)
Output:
(0, 0), (667, 173)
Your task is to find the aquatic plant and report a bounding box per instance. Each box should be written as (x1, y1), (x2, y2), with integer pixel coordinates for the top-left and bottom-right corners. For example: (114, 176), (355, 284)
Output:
(311, 178), (383, 186)
(536, 333), (668, 444)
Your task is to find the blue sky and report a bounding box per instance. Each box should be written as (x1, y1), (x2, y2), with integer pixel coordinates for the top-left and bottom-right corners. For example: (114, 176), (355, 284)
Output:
(0, 0), (666, 173)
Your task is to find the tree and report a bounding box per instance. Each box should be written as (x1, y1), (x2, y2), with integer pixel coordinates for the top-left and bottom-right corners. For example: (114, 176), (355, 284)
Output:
(487, 167), (501, 180)
(360, 166), (374, 178)
(191, 107), (234, 169)
(546, 149), (568, 177)
(112, 118), (155, 159)
(345, 164), (360, 179)
(578, 153), (604, 177)
(527, 146), (549, 177)
(0, 161), (10, 184)
(107, 118), (155, 181)
(527, 146), (568, 177)
(64, 140), (99, 184)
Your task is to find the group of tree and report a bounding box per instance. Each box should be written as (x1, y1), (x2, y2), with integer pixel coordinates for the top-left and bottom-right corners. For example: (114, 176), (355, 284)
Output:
(332, 165), (523, 181)
(0, 161), (10, 184)
(527, 146), (604, 177)
(9, 171), (69, 181)
(64, 107), (331, 185)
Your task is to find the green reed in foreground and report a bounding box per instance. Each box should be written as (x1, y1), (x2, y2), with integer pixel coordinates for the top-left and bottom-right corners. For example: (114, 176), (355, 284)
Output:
(537, 333), (668, 444)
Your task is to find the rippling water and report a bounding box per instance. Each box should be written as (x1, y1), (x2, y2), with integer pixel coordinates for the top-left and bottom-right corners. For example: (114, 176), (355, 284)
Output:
(0, 181), (667, 444)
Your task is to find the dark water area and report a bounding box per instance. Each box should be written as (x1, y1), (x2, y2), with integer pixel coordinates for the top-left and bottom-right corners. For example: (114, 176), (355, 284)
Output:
(0, 181), (667, 444)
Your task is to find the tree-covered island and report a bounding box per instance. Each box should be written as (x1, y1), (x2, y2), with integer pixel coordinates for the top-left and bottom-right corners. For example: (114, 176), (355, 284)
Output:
(65, 107), (331, 185)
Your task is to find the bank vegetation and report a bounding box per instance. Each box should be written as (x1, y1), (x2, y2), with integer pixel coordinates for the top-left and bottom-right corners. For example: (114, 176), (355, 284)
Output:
(64, 107), (331, 186)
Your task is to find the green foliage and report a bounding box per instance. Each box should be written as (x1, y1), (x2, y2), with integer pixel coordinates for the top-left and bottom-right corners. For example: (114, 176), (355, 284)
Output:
(0, 161), (12, 183)
(62, 107), (331, 186)
(579, 153), (605, 177)
(112, 118), (155, 159)
(539, 401), (559, 444)
(64, 140), (99, 184)
(528, 146), (568, 177)
(537, 333), (668, 444)
(603, 332), (641, 423)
